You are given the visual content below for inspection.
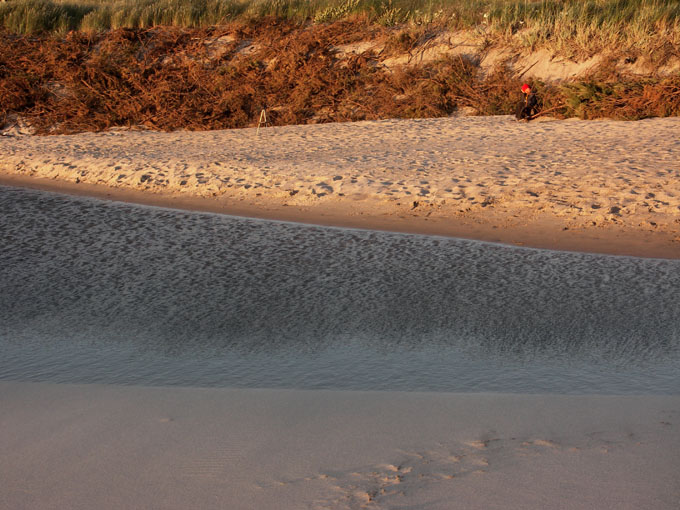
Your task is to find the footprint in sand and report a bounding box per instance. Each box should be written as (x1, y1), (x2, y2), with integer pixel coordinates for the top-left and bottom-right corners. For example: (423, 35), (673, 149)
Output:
(306, 443), (501, 509)
(275, 430), (647, 509)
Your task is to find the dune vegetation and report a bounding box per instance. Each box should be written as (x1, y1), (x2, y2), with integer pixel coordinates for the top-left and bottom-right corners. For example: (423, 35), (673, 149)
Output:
(2, 0), (680, 55)
(1, 1), (679, 133)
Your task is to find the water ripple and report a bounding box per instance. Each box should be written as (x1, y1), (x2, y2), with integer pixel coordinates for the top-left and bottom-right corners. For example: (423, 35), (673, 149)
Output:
(1, 186), (679, 393)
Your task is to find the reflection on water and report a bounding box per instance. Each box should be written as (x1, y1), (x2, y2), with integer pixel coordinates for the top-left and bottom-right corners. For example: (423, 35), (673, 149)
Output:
(1, 186), (679, 393)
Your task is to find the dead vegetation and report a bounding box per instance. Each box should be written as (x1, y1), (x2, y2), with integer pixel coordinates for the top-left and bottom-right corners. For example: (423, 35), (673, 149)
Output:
(1, 21), (679, 135)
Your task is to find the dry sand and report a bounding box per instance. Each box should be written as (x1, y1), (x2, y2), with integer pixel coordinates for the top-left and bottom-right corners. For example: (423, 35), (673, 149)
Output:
(1, 115), (679, 258)
(1, 382), (679, 510)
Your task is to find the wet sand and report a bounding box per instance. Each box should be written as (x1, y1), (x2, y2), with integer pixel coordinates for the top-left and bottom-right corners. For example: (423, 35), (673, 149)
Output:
(2, 116), (679, 258)
(1, 382), (679, 510)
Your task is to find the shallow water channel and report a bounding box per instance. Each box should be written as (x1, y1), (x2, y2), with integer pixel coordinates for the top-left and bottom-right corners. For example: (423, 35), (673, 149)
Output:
(1, 186), (679, 394)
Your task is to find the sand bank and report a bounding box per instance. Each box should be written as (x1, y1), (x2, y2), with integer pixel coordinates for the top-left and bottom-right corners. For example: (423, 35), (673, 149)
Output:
(1, 382), (678, 510)
(2, 116), (679, 258)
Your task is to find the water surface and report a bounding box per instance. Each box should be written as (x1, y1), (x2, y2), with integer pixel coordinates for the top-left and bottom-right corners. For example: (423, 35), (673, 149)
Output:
(1, 186), (679, 393)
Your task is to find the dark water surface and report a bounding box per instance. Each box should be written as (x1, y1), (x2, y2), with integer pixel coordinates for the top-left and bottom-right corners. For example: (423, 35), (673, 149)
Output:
(1, 186), (679, 394)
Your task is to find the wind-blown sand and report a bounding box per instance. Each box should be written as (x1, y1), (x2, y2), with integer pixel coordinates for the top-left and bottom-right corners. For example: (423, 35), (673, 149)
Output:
(1, 382), (679, 510)
(1, 116), (679, 258)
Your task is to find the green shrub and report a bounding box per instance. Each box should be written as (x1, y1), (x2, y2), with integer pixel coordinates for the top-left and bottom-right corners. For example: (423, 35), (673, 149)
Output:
(1, 0), (680, 58)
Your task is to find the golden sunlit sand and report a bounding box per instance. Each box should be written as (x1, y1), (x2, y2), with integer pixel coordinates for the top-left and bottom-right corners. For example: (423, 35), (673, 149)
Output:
(2, 115), (679, 258)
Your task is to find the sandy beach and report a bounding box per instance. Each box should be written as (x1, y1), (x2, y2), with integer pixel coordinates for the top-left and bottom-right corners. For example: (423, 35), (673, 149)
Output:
(3, 4), (680, 507)
(1, 382), (679, 510)
(2, 116), (680, 509)
(2, 115), (679, 258)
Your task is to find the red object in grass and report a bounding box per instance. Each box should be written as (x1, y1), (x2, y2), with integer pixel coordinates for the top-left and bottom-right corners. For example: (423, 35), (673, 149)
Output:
(521, 83), (531, 93)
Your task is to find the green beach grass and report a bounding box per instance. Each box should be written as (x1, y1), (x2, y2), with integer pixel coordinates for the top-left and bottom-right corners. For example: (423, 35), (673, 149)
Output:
(2, 0), (679, 59)
(1, 0), (679, 39)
